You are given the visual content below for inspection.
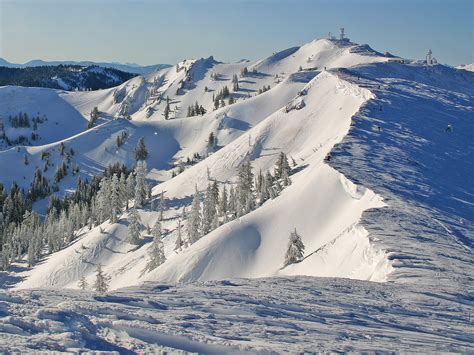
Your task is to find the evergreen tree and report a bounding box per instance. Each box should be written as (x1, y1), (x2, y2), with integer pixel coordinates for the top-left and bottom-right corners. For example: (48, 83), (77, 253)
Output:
(232, 74), (239, 91)
(284, 228), (305, 267)
(164, 97), (171, 120)
(59, 142), (65, 155)
(78, 275), (88, 290)
(174, 220), (184, 251)
(119, 173), (128, 210)
(127, 208), (141, 245)
(187, 186), (201, 244)
(109, 174), (121, 223)
(236, 160), (254, 216)
(147, 219), (166, 270)
(126, 174), (136, 210)
(30, 168), (50, 201)
(275, 152), (291, 180)
(97, 176), (111, 222)
(134, 161), (148, 208)
(201, 183), (217, 236)
(134, 137), (148, 161)
(218, 185), (228, 222)
(88, 106), (99, 128)
(93, 264), (109, 293)
(151, 219), (161, 238)
(207, 132), (216, 153)
(228, 185), (237, 220)
(240, 66), (249, 77)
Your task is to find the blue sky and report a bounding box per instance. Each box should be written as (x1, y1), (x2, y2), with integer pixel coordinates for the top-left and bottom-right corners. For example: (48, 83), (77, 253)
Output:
(0, 0), (472, 66)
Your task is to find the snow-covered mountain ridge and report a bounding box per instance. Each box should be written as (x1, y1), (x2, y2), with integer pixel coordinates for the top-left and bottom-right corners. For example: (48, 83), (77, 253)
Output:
(0, 37), (473, 352)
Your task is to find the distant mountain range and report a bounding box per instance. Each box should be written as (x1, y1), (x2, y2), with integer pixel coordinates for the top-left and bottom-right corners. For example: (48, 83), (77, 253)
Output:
(0, 58), (170, 75)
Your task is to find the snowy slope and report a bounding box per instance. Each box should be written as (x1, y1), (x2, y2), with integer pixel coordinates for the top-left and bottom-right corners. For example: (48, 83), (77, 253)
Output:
(1, 37), (473, 352)
(329, 63), (474, 286)
(2, 277), (473, 353)
(16, 53), (395, 290)
(58, 39), (390, 123)
(0, 86), (88, 148)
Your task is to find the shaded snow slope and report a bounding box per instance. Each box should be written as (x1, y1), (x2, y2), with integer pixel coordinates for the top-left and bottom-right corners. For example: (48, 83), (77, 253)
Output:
(0, 86), (87, 148)
(328, 63), (474, 287)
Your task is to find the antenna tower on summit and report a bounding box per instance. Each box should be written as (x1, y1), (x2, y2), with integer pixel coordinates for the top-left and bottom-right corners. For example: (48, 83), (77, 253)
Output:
(340, 28), (345, 40)
(426, 49), (433, 65)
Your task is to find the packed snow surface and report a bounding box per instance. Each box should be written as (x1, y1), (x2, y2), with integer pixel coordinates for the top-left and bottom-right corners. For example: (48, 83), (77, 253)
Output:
(1, 277), (473, 353)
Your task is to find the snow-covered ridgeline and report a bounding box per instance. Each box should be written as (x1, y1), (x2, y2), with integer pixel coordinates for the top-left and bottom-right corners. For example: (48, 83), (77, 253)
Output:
(16, 69), (394, 290)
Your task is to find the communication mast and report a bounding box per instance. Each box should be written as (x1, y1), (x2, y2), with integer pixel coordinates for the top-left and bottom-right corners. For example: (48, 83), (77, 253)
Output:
(340, 28), (345, 40)
(426, 49), (433, 65)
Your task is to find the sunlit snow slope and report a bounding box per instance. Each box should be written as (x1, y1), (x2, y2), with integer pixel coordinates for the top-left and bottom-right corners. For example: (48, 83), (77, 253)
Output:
(11, 39), (397, 289)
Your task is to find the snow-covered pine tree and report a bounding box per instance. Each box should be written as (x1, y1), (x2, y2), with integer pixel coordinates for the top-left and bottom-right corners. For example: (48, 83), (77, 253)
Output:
(97, 176), (111, 223)
(232, 74), (239, 91)
(187, 185), (202, 244)
(175, 219), (184, 251)
(109, 174), (121, 223)
(236, 160), (254, 216)
(93, 264), (109, 293)
(164, 97), (171, 120)
(228, 185), (237, 220)
(134, 161), (148, 208)
(282, 168), (292, 187)
(275, 152), (291, 180)
(265, 171), (277, 199)
(126, 174), (135, 210)
(218, 185), (228, 222)
(147, 219), (166, 270)
(151, 219), (161, 239)
(119, 173), (128, 210)
(78, 275), (88, 290)
(127, 208), (141, 245)
(201, 183), (217, 236)
(284, 228), (305, 267)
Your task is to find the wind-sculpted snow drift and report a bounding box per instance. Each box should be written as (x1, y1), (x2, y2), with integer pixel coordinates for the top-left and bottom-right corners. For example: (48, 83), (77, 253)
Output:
(0, 38), (473, 352)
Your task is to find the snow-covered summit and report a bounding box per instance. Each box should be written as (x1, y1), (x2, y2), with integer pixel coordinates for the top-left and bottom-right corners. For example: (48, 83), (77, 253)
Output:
(457, 63), (474, 72)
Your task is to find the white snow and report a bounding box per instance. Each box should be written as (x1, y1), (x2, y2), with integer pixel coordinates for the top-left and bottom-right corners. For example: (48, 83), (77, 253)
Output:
(1, 36), (473, 352)
(457, 63), (474, 72)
